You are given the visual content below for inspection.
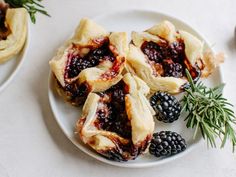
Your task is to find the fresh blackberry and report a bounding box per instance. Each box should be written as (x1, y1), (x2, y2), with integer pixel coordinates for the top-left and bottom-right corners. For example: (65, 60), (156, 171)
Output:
(149, 131), (187, 157)
(150, 92), (181, 123)
(162, 59), (183, 78)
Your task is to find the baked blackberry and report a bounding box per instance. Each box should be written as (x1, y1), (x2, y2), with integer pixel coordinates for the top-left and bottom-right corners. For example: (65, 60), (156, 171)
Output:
(149, 131), (187, 157)
(168, 41), (185, 63)
(63, 82), (90, 105)
(88, 41), (115, 62)
(96, 81), (132, 139)
(150, 92), (181, 123)
(66, 40), (115, 79)
(105, 150), (127, 162)
(163, 59), (183, 78)
(141, 41), (168, 63)
(67, 56), (94, 78)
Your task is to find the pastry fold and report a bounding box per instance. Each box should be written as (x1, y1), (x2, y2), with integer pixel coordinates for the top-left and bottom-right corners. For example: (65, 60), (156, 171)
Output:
(76, 73), (155, 161)
(49, 18), (128, 105)
(127, 21), (223, 93)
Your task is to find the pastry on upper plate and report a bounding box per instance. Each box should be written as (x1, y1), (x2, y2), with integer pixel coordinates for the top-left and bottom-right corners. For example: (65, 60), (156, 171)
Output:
(49, 18), (128, 105)
(75, 73), (155, 161)
(0, 2), (28, 63)
(127, 21), (224, 94)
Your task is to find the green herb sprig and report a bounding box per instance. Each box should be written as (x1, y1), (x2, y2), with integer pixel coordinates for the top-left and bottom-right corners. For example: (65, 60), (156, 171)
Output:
(181, 69), (236, 151)
(5, 0), (50, 23)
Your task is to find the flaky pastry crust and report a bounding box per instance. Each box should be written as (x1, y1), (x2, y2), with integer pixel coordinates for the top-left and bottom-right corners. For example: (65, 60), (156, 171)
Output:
(75, 73), (155, 161)
(127, 21), (223, 93)
(49, 18), (128, 105)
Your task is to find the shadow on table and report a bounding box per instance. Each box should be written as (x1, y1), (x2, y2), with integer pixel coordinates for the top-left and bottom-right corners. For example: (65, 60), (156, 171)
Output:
(226, 29), (236, 55)
(31, 51), (96, 163)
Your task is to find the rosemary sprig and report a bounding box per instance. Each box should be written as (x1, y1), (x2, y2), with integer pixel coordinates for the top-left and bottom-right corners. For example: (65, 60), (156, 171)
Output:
(5, 0), (50, 23)
(181, 69), (236, 151)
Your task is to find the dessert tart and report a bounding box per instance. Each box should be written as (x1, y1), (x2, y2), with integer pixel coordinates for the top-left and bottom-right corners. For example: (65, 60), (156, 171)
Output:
(49, 18), (128, 105)
(127, 21), (224, 93)
(76, 73), (155, 161)
(0, 2), (28, 63)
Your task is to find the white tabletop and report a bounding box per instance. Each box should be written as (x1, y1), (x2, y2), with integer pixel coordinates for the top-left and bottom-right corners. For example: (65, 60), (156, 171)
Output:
(0, 0), (236, 176)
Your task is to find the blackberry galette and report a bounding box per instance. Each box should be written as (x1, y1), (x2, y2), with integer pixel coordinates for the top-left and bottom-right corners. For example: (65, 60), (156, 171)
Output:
(75, 73), (155, 161)
(49, 18), (128, 105)
(127, 21), (224, 93)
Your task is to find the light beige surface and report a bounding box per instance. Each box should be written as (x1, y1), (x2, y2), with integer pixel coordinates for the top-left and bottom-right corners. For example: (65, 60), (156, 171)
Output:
(0, 0), (236, 176)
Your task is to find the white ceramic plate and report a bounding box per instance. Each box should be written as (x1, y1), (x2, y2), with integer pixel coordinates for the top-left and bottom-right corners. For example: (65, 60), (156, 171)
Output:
(0, 23), (30, 93)
(48, 10), (223, 168)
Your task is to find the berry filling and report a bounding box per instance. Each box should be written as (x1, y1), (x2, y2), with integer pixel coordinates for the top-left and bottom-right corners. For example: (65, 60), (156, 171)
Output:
(95, 81), (131, 139)
(59, 38), (117, 105)
(94, 81), (151, 161)
(65, 38), (115, 79)
(0, 2), (10, 40)
(141, 40), (200, 79)
(57, 80), (91, 105)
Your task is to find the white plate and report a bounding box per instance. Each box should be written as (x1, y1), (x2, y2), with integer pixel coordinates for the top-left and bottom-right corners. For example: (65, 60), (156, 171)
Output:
(0, 23), (30, 93)
(48, 10), (223, 168)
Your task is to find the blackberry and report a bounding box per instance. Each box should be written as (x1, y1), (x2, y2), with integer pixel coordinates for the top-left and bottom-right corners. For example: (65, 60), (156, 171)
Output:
(141, 41), (168, 63)
(97, 105), (113, 128)
(88, 48), (106, 62)
(163, 59), (183, 78)
(104, 150), (126, 162)
(111, 86), (125, 103)
(66, 40), (115, 79)
(150, 92), (181, 123)
(149, 131), (187, 157)
(67, 56), (94, 78)
(112, 115), (131, 139)
(0, 3), (9, 40)
(88, 42), (115, 62)
(96, 81), (131, 139)
(168, 41), (185, 63)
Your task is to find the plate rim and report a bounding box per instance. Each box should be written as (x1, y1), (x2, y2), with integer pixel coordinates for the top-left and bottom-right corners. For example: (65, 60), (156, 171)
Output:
(48, 9), (223, 168)
(0, 20), (30, 93)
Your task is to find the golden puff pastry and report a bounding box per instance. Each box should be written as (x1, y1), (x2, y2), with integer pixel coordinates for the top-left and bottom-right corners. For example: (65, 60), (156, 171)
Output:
(127, 21), (223, 94)
(75, 73), (155, 161)
(0, 7), (28, 63)
(49, 18), (128, 105)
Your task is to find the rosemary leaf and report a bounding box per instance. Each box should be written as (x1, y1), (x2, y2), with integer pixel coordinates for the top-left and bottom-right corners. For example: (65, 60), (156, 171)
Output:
(182, 69), (236, 151)
(5, 0), (50, 23)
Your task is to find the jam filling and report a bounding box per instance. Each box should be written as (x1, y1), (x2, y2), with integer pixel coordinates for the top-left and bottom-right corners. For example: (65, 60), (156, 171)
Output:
(65, 39), (115, 79)
(64, 82), (91, 105)
(95, 81), (132, 139)
(61, 38), (116, 104)
(141, 40), (200, 79)
(57, 80), (91, 105)
(0, 2), (10, 40)
(92, 81), (151, 161)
